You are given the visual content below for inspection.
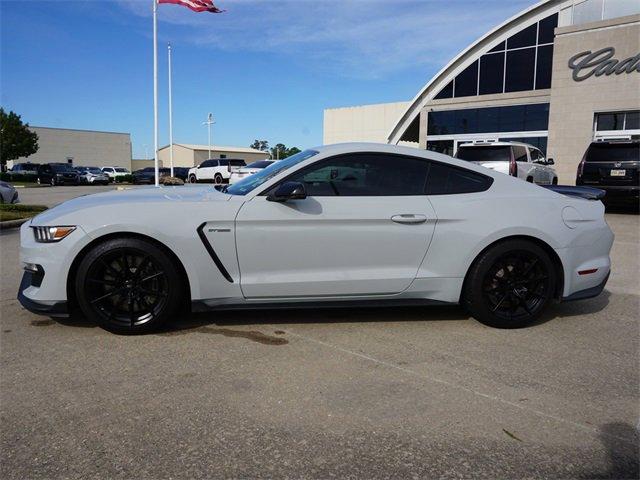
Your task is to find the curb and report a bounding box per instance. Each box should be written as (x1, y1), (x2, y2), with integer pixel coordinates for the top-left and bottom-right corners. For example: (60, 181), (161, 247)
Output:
(0, 218), (30, 230)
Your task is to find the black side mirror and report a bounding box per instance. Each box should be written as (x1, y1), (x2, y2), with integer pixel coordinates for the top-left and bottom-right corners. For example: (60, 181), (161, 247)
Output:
(546, 158), (555, 165)
(267, 181), (307, 202)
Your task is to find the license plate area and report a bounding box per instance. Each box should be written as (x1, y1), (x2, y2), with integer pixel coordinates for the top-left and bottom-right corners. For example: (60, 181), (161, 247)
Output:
(610, 169), (626, 177)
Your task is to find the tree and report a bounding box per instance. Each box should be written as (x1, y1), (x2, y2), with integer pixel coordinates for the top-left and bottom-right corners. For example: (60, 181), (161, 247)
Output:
(0, 108), (38, 171)
(270, 143), (301, 160)
(250, 139), (269, 152)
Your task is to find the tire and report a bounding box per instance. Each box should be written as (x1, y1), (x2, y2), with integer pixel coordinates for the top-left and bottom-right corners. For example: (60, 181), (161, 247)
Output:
(526, 177), (534, 183)
(462, 239), (556, 329)
(36, 177), (42, 185)
(75, 237), (184, 334)
(214, 173), (223, 185)
(189, 174), (197, 184)
(552, 177), (558, 185)
(50, 177), (56, 186)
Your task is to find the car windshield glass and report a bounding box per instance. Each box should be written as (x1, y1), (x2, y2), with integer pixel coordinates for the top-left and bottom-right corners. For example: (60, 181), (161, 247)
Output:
(51, 164), (76, 172)
(87, 167), (102, 173)
(586, 143), (639, 162)
(456, 146), (511, 162)
(226, 150), (319, 196)
(19, 164), (38, 171)
(115, 168), (129, 172)
(246, 160), (273, 169)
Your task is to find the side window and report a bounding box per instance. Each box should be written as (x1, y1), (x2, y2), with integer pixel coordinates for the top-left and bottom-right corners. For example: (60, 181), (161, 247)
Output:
(513, 146), (528, 162)
(531, 149), (544, 162)
(425, 162), (493, 195)
(286, 153), (430, 196)
(200, 160), (213, 168)
(219, 160), (229, 167)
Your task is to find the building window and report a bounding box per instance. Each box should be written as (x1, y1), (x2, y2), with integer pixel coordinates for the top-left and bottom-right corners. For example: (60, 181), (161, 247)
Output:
(427, 104), (550, 136)
(431, 13), (557, 99)
(595, 111), (640, 132)
(220, 154), (227, 159)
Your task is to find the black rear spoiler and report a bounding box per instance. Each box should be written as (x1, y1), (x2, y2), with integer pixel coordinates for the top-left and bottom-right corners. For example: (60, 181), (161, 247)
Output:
(542, 185), (606, 200)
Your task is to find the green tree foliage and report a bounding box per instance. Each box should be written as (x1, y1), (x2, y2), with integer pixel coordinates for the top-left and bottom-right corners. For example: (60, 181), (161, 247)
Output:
(0, 108), (39, 171)
(270, 143), (301, 160)
(250, 139), (269, 152)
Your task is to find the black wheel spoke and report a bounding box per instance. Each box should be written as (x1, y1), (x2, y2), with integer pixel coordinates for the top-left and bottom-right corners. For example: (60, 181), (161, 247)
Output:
(138, 287), (167, 298)
(139, 272), (164, 284)
(90, 287), (126, 304)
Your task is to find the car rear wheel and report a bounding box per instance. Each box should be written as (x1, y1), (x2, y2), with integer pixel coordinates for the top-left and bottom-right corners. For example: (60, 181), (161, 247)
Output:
(189, 174), (197, 184)
(462, 239), (556, 329)
(526, 176), (533, 183)
(50, 177), (56, 186)
(214, 173), (223, 184)
(552, 177), (558, 185)
(75, 237), (183, 334)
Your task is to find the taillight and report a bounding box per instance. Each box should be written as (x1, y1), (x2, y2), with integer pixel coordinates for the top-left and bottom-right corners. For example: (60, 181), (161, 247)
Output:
(576, 154), (586, 183)
(509, 150), (518, 177)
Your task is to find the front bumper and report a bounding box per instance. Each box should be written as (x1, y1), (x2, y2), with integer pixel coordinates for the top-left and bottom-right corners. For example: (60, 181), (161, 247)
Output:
(17, 270), (69, 317)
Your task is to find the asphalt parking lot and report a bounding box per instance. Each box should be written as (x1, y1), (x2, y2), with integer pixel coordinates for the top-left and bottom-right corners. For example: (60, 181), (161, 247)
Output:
(1, 187), (638, 478)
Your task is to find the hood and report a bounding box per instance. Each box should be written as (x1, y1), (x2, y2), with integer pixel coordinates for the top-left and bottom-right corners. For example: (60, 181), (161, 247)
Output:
(32, 185), (229, 225)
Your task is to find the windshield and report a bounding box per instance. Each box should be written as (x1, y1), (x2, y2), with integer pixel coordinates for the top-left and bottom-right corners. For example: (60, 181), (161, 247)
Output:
(226, 150), (319, 196)
(456, 146), (511, 163)
(245, 160), (273, 169)
(51, 164), (76, 172)
(87, 167), (102, 173)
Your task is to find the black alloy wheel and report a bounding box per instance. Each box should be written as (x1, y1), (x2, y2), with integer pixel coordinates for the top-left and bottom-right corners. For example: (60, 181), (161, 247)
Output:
(189, 174), (197, 184)
(75, 237), (183, 333)
(463, 239), (556, 328)
(50, 177), (56, 186)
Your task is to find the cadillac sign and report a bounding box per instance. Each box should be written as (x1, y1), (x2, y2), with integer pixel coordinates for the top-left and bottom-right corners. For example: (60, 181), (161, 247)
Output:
(568, 47), (640, 81)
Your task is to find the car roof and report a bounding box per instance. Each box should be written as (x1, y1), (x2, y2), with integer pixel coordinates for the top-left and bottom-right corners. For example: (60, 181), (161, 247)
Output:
(457, 141), (537, 148)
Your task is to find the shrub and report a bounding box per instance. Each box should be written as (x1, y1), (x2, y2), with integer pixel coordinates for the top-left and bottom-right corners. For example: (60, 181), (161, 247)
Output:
(115, 174), (133, 184)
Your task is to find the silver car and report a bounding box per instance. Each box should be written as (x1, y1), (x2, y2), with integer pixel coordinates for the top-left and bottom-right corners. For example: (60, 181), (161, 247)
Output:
(76, 166), (110, 185)
(0, 180), (19, 204)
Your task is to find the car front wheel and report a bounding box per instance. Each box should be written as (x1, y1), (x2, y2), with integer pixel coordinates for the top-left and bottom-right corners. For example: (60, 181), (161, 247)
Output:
(214, 173), (223, 184)
(462, 239), (556, 329)
(75, 237), (184, 334)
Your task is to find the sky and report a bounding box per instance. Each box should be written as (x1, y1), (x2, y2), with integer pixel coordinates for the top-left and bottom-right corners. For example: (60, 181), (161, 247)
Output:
(0, 0), (532, 158)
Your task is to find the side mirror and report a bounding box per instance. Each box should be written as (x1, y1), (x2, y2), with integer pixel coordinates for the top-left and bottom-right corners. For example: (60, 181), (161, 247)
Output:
(546, 158), (555, 165)
(267, 181), (307, 202)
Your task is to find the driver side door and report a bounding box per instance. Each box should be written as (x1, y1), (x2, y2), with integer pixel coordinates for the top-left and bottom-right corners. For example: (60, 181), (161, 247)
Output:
(234, 153), (437, 299)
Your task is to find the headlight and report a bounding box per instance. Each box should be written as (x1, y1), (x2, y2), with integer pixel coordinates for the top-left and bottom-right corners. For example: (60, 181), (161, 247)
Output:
(32, 226), (76, 243)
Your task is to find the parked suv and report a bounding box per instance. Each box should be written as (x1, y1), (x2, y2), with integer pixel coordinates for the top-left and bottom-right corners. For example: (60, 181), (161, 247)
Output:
(101, 166), (130, 182)
(10, 163), (40, 175)
(576, 140), (639, 205)
(455, 141), (557, 185)
(36, 163), (80, 186)
(187, 158), (246, 184)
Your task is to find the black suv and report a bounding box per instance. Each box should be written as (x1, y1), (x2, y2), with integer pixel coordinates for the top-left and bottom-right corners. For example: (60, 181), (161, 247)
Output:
(37, 163), (80, 186)
(576, 140), (639, 205)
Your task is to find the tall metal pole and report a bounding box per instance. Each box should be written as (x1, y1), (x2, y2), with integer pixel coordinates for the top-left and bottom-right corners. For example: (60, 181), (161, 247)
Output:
(152, 0), (159, 186)
(203, 113), (214, 159)
(168, 42), (174, 177)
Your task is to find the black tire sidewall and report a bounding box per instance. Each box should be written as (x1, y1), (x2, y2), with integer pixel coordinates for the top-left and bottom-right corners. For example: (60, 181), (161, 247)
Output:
(214, 174), (223, 184)
(75, 237), (183, 334)
(463, 239), (556, 329)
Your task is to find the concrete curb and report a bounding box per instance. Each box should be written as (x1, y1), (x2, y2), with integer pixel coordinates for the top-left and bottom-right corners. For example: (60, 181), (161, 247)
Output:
(0, 218), (30, 230)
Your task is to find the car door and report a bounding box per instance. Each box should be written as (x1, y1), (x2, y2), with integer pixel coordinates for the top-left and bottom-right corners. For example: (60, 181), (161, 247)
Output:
(234, 153), (437, 298)
(532, 148), (553, 184)
(198, 160), (216, 181)
(512, 145), (531, 181)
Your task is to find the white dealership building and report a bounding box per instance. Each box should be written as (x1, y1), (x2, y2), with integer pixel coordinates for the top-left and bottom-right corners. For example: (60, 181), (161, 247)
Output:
(324, 0), (640, 184)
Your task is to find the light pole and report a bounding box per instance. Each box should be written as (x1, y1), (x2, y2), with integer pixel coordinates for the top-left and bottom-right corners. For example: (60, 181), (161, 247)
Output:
(202, 113), (215, 159)
(168, 43), (174, 177)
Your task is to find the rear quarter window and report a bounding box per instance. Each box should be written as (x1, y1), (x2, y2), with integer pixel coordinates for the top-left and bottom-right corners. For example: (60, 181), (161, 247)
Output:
(456, 146), (511, 162)
(426, 162), (493, 195)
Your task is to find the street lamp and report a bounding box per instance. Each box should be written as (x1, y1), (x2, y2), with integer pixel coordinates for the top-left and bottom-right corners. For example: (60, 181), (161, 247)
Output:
(202, 113), (215, 159)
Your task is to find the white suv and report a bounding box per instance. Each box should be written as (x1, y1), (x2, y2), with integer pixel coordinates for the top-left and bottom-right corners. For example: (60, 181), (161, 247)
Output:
(187, 159), (246, 184)
(455, 141), (557, 185)
(101, 166), (130, 183)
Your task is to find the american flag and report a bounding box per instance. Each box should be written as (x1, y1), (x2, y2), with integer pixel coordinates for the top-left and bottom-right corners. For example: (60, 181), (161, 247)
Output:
(158, 0), (225, 13)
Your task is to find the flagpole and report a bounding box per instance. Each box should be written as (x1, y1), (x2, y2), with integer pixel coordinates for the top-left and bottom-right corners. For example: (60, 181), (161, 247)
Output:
(153, 0), (159, 186)
(168, 42), (174, 177)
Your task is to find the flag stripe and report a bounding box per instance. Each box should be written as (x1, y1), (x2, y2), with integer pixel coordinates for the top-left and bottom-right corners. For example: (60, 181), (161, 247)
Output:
(158, 0), (224, 13)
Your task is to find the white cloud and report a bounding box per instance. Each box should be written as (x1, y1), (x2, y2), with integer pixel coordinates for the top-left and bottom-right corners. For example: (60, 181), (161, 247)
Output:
(116, 0), (532, 78)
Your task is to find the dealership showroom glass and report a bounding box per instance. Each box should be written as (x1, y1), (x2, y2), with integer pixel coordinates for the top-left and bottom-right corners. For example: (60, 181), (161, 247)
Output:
(324, 0), (640, 185)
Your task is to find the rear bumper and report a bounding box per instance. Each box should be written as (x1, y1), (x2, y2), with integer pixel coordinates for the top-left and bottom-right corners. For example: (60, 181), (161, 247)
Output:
(579, 185), (639, 201)
(562, 271), (609, 302)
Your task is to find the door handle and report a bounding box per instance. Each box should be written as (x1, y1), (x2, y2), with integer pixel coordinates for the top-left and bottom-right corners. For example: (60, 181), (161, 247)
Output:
(391, 214), (427, 225)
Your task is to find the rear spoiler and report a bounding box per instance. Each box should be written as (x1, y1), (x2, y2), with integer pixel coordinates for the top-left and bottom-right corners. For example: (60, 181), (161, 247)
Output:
(542, 185), (606, 200)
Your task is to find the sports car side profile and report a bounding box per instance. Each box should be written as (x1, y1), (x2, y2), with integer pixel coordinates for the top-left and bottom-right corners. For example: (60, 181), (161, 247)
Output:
(18, 143), (613, 334)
